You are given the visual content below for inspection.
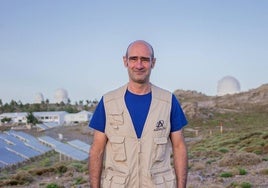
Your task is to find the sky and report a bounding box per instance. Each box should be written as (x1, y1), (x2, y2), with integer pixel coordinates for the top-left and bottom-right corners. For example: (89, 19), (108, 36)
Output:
(0, 0), (267, 104)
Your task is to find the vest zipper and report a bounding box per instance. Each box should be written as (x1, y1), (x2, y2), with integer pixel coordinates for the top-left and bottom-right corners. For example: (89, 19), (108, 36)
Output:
(138, 139), (141, 153)
(138, 139), (141, 187)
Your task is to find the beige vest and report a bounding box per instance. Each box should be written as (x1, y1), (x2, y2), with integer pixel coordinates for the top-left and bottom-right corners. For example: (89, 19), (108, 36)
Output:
(102, 84), (176, 188)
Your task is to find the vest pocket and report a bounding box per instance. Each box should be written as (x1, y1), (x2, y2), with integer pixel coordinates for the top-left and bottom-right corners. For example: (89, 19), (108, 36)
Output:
(152, 170), (176, 188)
(154, 137), (168, 162)
(103, 170), (129, 188)
(110, 136), (126, 161)
(108, 111), (124, 127)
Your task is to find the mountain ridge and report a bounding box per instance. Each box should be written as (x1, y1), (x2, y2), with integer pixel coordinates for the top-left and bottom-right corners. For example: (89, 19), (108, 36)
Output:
(174, 83), (268, 119)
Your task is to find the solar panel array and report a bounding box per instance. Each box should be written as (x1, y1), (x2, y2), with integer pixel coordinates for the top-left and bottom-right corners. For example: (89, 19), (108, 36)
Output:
(38, 136), (88, 161)
(0, 131), (52, 169)
(0, 130), (90, 169)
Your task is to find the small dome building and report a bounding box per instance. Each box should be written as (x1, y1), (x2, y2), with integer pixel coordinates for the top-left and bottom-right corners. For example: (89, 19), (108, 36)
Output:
(34, 92), (44, 104)
(54, 88), (68, 104)
(217, 76), (241, 96)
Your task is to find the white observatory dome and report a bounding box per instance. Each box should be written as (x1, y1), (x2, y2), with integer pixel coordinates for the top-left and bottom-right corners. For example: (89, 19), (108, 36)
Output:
(217, 76), (241, 96)
(34, 92), (44, 104)
(54, 88), (68, 104)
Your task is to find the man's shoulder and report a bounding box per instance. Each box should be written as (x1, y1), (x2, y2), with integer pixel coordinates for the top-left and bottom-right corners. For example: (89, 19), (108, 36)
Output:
(151, 84), (172, 102)
(103, 84), (127, 102)
(151, 84), (171, 93)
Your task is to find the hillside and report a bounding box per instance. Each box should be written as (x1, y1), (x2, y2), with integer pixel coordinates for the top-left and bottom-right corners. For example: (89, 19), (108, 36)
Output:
(0, 84), (268, 187)
(175, 84), (268, 187)
(174, 83), (268, 119)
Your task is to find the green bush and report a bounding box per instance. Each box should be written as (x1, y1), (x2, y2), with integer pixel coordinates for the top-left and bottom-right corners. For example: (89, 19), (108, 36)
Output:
(70, 162), (85, 172)
(74, 176), (87, 185)
(262, 157), (268, 161)
(220, 172), (233, 178)
(239, 168), (247, 175)
(229, 182), (252, 188)
(218, 147), (229, 153)
(240, 182), (252, 188)
(46, 183), (60, 188)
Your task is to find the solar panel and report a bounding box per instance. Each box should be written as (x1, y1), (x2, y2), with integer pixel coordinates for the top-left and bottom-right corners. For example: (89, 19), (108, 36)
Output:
(38, 136), (62, 148)
(8, 131), (51, 153)
(0, 148), (25, 166)
(44, 122), (60, 128)
(0, 133), (22, 145)
(8, 130), (35, 142)
(7, 143), (41, 159)
(36, 123), (49, 130)
(38, 136), (88, 161)
(0, 139), (8, 147)
(68, 140), (91, 153)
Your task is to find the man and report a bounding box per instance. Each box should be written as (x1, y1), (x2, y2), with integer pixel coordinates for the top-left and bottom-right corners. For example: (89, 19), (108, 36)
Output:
(89, 40), (188, 188)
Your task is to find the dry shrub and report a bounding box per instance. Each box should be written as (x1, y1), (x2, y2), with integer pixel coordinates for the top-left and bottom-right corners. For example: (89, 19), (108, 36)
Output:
(263, 144), (268, 154)
(192, 150), (222, 158)
(259, 168), (268, 175)
(191, 161), (206, 171)
(2, 171), (34, 186)
(29, 166), (56, 176)
(244, 145), (262, 153)
(54, 163), (68, 174)
(262, 133), (268, 139)
(219, 152), (261, 167)
(206, 150), (223, 158)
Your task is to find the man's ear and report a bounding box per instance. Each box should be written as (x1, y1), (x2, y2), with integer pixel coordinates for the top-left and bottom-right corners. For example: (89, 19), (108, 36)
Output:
(151, 58), (156, 68)
(123, 56), (128, 67)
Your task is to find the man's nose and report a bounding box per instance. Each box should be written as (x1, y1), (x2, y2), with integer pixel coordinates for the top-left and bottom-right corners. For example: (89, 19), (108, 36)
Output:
(135, 59), (144, 67)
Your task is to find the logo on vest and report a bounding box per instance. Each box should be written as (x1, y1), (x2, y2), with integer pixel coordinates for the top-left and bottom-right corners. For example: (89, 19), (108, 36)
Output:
(154, 120), (165, 131)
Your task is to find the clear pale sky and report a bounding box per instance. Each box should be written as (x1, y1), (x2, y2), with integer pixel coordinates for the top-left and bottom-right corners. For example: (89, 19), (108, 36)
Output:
(1, 0), (267, 104)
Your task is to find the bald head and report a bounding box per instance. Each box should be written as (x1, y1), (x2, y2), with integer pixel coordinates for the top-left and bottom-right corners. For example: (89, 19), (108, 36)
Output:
(125, 40), (154, 59)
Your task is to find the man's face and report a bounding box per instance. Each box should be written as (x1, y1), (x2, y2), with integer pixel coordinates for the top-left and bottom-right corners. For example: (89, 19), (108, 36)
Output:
(123, 42), (156, 84)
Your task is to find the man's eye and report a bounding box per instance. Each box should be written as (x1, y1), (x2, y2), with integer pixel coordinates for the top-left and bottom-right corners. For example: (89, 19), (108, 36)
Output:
(129, 57), (138, 61)
(141, 58), (150, 62)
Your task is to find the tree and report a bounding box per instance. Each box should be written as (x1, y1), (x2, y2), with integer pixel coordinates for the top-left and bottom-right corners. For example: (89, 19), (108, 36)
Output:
(26, 112), (39, 125)
(79, 100), (84, 106)
(10, 100), (17, 106)
(1, 117), (12, 123)
(45, 99), (49, 105)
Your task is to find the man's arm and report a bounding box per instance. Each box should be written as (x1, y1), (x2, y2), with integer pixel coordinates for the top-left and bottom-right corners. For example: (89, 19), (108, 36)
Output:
(89, 130), (107, 188)
(170, 130), (188, 188)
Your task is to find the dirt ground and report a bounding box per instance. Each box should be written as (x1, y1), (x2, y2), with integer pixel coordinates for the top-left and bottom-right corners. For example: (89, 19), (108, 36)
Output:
(45, 125), (268, 187)
(3, 125), (268, 188)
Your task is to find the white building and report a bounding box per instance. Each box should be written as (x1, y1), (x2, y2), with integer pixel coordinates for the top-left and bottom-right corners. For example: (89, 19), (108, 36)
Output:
(34, 111), (68, 125)
(64, 110), (93, 125)
(1, 111), (92, 127)
(0, 111), (68, 125)
(0, 112), (28, 124)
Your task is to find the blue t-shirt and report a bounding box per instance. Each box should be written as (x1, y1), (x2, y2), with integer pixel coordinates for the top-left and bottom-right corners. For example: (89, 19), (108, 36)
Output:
(89, 90), (187, 138)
